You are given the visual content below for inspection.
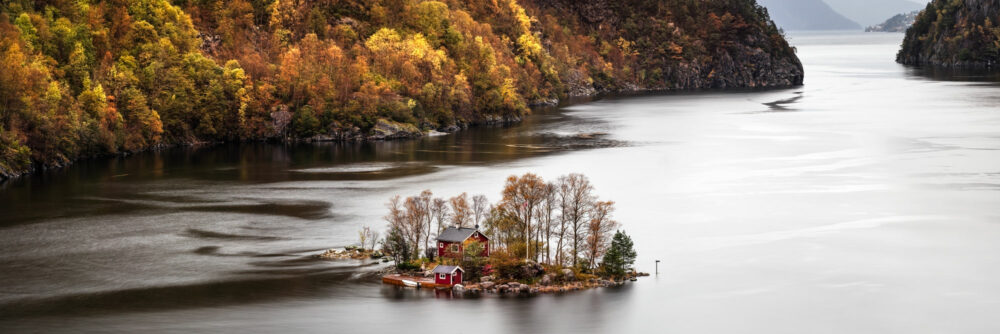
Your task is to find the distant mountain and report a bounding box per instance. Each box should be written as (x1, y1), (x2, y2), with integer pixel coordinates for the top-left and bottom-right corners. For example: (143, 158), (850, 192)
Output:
(757, 0), (861, 30)
(866, 11), (921, 32)
(824, 0), (926, 26)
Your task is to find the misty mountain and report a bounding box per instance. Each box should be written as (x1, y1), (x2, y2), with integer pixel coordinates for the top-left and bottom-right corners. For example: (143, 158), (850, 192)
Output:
(824, 0), (927, 26)
(757, 0), (861, 30)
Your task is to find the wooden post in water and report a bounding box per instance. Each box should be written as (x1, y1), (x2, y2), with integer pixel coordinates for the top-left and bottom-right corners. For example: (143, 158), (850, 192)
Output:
(655, 260), (660, 275)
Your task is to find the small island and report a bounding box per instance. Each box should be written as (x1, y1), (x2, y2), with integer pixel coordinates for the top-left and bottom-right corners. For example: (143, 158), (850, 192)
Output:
(328, 172), (643, 295)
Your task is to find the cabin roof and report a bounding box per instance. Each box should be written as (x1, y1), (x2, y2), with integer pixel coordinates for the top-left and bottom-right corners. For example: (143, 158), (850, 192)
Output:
(432, 265), (464, 274)
(436, 227), (486, 242)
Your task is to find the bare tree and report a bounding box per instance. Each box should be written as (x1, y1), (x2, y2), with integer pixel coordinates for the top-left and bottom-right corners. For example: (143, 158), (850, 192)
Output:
(585, 201), (619, 270)
(557, 173), (595, 267)
(270, 105), (292, 138)
(534, 183), (558, 264)
(472, 194), (489, 228)
(432, 197), (450, 235)
(417, 190), (433, 257)
(358, 225), (372, 251)
(449, 193), (472, 227)
(369, 230), (381, 252)
(404, 195), (427, 260)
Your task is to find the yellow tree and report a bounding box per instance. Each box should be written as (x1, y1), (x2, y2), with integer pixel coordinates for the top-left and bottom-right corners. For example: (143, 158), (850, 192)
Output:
(449, 192), (472, 227)
(585, 200), (619, 270)
(501, 173), (547, 261)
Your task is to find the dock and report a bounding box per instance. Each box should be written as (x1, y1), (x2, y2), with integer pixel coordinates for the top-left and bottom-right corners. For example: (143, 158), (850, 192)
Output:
(382, 274), (449, 289)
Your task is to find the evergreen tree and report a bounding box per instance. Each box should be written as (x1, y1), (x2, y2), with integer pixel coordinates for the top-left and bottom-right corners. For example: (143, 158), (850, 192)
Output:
(601, 230), (637, 279)
(382, 225), (411, 266)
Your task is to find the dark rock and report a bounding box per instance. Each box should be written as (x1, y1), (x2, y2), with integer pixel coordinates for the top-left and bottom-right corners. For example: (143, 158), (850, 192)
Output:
(540, 274), (553, 286)
(520, 261), (545, 278)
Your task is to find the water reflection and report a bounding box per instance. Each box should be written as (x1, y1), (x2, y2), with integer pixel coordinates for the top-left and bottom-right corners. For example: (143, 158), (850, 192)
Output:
(0, 108), (621, 227)
(905, 66), (1000, 82)
(2, 31), (1000, 333)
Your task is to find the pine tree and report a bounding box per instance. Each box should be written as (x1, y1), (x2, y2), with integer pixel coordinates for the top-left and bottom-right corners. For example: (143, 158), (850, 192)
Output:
(601, 230), (637, 279)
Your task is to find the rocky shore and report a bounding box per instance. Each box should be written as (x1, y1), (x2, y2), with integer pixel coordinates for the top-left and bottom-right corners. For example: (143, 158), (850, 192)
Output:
(316, 247), (386, 261)
(453, 268), (647, 295)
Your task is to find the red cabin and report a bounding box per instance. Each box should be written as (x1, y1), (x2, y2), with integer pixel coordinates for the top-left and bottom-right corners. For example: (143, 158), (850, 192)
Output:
(433, 265), (464, 287)
(436, 227), (490, 259)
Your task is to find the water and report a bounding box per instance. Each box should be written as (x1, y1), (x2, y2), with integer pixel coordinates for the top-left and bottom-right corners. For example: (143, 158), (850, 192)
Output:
(2, 31), (999, 333)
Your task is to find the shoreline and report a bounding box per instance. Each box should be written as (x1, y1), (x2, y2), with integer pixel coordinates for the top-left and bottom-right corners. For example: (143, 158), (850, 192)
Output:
(0, 83), (803, 183)
(314, 247), (647, 296)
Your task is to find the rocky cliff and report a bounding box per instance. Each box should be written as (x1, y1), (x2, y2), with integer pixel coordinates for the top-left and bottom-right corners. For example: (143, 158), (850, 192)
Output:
(534, 0), (804, 90)
(897, 0), (1000, 66)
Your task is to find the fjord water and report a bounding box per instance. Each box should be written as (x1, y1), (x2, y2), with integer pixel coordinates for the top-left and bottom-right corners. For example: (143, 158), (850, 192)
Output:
(2, 31), (999, 333)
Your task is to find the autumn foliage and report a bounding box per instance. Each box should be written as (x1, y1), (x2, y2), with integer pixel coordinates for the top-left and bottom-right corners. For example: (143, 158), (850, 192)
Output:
(1, 0), (794, 177)
(384, 173), (621, 271)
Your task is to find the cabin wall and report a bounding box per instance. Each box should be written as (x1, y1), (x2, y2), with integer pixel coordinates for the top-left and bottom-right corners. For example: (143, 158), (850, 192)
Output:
(435, 273), (450, 286)
(437, 233), (490, 258)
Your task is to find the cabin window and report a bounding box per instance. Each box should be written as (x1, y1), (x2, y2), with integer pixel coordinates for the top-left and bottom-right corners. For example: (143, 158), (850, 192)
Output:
(450, 244), (459, 253)
(439, 242), (444, 248)
(439, 273), (447, 279)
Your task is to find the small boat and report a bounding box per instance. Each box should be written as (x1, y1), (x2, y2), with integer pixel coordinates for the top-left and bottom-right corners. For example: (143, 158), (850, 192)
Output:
(401, 279), (418, 288)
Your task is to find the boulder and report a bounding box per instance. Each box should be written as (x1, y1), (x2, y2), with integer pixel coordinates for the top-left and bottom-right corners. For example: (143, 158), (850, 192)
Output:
(453, 284), (465, 292)
(561, 268), (575, 281)
(480, 276), (494, 283)
(497, 284), (510, 293)
(481, 282), (495, 290)
(520, 261), (544, 278)
(370, 118), (422, 140)
(540, 274), (553, 286)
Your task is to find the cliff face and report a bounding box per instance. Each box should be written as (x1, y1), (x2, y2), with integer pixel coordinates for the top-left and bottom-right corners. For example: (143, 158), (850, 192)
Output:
(897, 0), (1000, 67)
(533, 0), (804, 91)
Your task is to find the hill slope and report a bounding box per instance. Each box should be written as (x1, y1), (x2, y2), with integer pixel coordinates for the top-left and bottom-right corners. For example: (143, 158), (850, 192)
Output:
(897, 0), (1000, 66)
(866, 10), (920, 32)
(824, 0), (925, 27)
(0, 0), (803, 179)
(756, 0), (861, 30)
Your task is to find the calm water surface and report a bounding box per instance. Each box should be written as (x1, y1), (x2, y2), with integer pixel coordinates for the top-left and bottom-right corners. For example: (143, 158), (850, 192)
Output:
(2, 31), (999, 333)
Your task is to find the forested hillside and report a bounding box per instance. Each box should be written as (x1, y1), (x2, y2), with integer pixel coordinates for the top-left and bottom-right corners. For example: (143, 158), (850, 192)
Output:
(897, 0), (1000, 66)
(0, 0), (802, 179)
